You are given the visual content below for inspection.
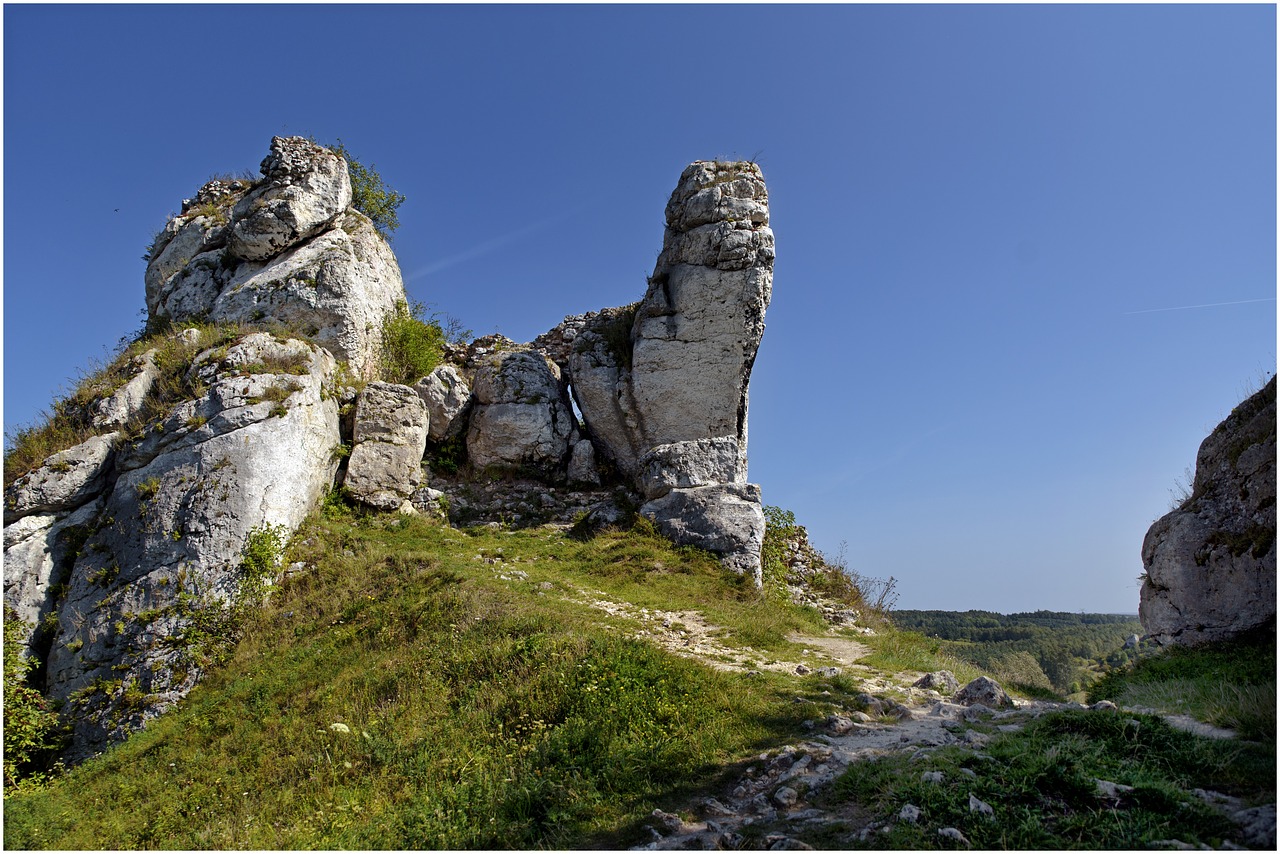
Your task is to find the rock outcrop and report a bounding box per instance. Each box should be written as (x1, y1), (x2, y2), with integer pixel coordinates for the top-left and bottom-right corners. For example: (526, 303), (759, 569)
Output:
(145, 137), (404, 376)
(1140, 377), (1277, 646)
(557, 161), (774, 581)
(413, 365), (472, 442)
(466, 349), (575, 479)
(344, 382), (429, 512)
(43, 332), (341, 755)
(4, 148), (778, 761)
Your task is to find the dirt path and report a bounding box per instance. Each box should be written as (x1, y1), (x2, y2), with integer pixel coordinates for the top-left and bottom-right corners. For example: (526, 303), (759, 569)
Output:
(785, 632), (871, 667)
(570, 591), (873, 677)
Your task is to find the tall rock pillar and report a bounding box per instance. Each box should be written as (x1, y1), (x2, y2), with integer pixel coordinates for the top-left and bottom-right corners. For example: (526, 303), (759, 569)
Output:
(566, 161), (774, 582)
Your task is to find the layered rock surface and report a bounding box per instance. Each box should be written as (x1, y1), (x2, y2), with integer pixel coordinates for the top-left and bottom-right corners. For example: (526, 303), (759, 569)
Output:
(344, 382), (429, 512)
(1140, 377), (1277, 646)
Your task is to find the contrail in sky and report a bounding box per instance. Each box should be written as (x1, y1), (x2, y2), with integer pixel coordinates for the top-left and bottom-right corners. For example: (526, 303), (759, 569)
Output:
(404, 204), (589, 282)
(1122, 297), (1276, 315)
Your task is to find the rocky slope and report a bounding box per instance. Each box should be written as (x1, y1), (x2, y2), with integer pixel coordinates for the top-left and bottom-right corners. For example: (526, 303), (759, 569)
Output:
(1140, 377), (1276, 646)
(4, 142), (777, 760)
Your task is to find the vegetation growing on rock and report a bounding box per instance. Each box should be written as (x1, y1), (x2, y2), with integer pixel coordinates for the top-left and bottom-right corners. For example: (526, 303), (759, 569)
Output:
(328, 139), (406, 239)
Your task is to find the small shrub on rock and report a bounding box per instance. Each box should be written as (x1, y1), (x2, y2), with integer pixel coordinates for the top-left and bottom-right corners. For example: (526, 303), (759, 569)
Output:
(378, 300), (446, 385)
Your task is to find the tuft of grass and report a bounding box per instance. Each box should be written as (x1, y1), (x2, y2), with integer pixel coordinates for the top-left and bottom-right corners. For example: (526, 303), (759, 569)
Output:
(377, 300), (446, 384)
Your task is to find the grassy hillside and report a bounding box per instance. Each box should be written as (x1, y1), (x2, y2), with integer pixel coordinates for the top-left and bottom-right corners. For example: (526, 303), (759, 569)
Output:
(2, 504), (867, 848)
(4, 503), (1274, 849)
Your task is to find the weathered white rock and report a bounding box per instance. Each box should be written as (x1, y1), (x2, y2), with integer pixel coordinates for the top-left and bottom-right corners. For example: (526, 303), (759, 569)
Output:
(227, 136), (352, 261)
(91, 350), (159, 429)
(413, 364), (473, 442)
(567, 162), (773, 479)
(4, 432), (119, 523)
(147, 139), (405, 377)
(3, 498), (104, 654)
(640, 483), (766, 583)
(154, 211), (405, 375)
(344, 382), (429, 512)
(914, 670), (961, 694)
(467, 350), (573, 477)
(953, 676), (1014, 709)
(563, 162), (773, 578)
(638, 437), (744, 500)
(1141, 377), (1276, 646)
(45, 333), (341, 757)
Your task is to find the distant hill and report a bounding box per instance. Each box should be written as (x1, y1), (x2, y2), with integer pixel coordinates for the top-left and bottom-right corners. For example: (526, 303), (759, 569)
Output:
(892, 609), (1143, 696)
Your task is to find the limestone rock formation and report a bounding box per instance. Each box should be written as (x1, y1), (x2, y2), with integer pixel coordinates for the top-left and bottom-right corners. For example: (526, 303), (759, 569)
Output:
(5, 433), (119, 524)
(3, 151), (781, 761)
(466, 350), (575, 478)
(638, 437), (745, 501)
(3, 498), (105, 654)
(1140, 377), (1276, 646)
(43, 332), (340, 755)
(558, 161), (774, 581)
(146, 137), (404, 375)
(414, 364), (473, 442)
(226, 136), (352, 261)
(640, 483), (767, 578)
(344, 382), (429, 512)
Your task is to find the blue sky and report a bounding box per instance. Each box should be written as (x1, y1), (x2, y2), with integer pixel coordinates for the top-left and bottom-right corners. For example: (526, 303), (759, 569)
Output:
(4, 5), (1275, 614)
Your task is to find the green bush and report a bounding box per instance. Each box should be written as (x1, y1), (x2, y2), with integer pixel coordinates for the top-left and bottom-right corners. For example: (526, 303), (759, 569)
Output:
(239, 523), (288, 606)
(378, 300), (446, 384)
(328, 140), (406, 239)
(3, 608), (64, 789)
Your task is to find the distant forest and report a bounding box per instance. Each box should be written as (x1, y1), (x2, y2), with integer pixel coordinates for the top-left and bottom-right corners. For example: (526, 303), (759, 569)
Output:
(892, 610), (1143, 698)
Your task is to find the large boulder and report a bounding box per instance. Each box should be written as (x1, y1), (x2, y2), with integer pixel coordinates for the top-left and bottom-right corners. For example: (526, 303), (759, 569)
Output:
(953, 676), (1014, 709)
(344, 382), (429, 512)
(146, 139), (404, 377)
(44, 332), (341, 757)
(413, 364), (473, 442)
(466, 350), (574, 478)
(1140, 377), (1276, 646)
(639, 483), (766, 582)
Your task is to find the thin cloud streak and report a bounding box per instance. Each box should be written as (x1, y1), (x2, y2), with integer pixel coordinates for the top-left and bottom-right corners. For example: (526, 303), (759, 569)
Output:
(1122, 297), (1276, 315)
(404, 204), (589, 282)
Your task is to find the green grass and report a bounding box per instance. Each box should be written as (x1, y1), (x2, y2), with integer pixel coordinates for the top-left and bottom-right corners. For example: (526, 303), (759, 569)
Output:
(859, 628), (984, 686)
(1089, 627), (1276, 742)
(3, 511), (840, 849)
(819, 709), (1274, 850)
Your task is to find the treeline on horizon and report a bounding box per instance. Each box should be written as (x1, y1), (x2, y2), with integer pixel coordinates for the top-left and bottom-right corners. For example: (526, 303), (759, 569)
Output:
(892, 609), (1143, 697)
